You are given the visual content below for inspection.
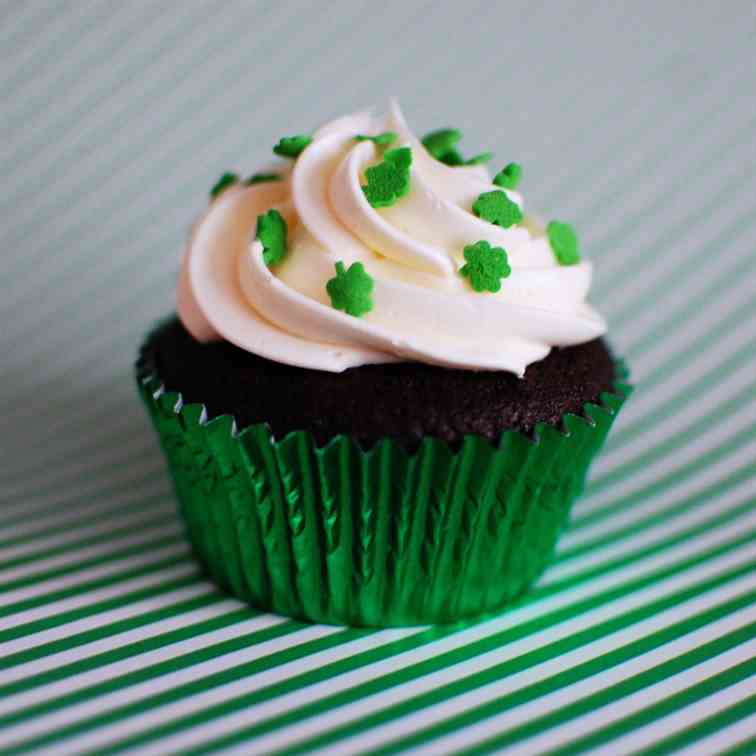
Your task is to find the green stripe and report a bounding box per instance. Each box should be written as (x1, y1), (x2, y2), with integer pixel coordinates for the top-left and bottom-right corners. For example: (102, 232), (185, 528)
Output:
(595, 146), (756, 292)
(5, 396), (142, 456)
(582, 113), (756, 261)
(624, 245), (756, 358)
(562, 463), (756, 562)
(608, 295), (754, 415)
(635, 692), (756, 756)
(102, 534), (756, 756)
(539, 646), (756, 755)
(0, 514), (177, 572)
(0, 496), (171, 551)
(0, 618), (301, 730)
(0, 573), (201, 645)
(3, 455), (163, 506)
(0, 553), (192, 622)
(193, 557), (756, 756)
(586, 381), (756, 497)
(719, 733), (756, 756)
(7, 628), (363, 755)
(572, 424), (756, 532)
(0, 533), (183, 597)
(0, 596), (268, 704)
(537, 504), (755, 599)
(453, 622), (756, 756)
(0, 593), (226, 676)
(2, 430), (152, 485)
(605, 333), (756, 455)
(0, 473), (166, 526)
(0, 1), (377, 291)
(545, 63), (753, 223)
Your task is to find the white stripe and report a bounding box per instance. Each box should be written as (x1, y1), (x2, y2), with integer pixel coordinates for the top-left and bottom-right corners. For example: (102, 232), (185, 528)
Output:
(601, 330), (756, 459)
(547, 483), (755, 585)
(0, 504), (175, 564)
(582, 375), (756, 510)
(0, 481), (168, 540)
(0, 522), (182, 584)
(1, 464), (167, 512)
(565, 441), (756, 548)
(0, 539), (186, 608)
(2, 428), (152, 482)
(542, 54), (753, 216)
(0, 4), (348, 260)
(0, 625), (347, 750)
(671, 712), (756, 756)
(0, 613), (288, 715)
(220, 561), (756, 756)
(0, 600), (241, 685)
(0, 560), (196, 632)
(0, 1), (191, 170)
(584, 418), (756, 523)
(461, 638), (756, 756)
(0, 582), (212, 657)
(579, 678), (756, 756)
(4, 428), (155, 488)
(321, 608), (756, 756)
(64, 517), (756, 756)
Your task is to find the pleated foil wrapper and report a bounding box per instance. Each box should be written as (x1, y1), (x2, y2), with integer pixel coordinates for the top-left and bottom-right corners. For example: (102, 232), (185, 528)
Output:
(137, 334), (631, 627)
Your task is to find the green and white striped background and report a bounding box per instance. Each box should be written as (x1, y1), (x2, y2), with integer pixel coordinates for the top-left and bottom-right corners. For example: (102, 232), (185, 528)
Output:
(2, 1), (756, 753)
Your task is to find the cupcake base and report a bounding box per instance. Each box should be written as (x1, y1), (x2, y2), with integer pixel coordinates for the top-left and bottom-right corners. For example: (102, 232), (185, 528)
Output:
(137, 320), (630, 627)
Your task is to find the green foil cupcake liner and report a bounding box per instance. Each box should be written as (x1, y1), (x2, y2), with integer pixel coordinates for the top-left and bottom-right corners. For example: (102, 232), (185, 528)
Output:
(137, 334), (631, 627)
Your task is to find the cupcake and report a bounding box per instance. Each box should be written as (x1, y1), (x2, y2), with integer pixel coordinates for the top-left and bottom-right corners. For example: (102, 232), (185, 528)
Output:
(137, 101), (630, 627)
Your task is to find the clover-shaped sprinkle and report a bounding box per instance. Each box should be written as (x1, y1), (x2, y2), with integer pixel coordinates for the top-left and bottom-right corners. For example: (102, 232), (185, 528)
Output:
(245, 172), (282, 185)
(547, 221), (581, 266)
(493, 162), (522, 190)
(326, 261), (374, 317)
(256, 209), (287, 267)
(210, 172), (239, 198)
(273, 135), (312, 159)
(459, 240), (511, 293)
(422, 128), (461, 164)
(355, 132), (398, 147)
(421, 128), (492, 166)
(362, 146), (412, 208)
(472, 190), (523, 228)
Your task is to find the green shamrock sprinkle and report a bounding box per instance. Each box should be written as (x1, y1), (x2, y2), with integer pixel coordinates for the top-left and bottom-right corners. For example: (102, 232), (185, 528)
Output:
(210, 172), (239, 198)
(326, 261), (374, 317)
(273, 135), (312, 159)
(421, 128), (493, 166)
(547, 220), (581, 266)
(362, 146), (412, 208)
(355, 132), (398, 147)
(472, 190), (523, 228)
(493, 162), (522, 190)
(245, 172), (282, 185)
(256, 209), (287, 267)
(422, 128), (462, 164)
(459, 240), (511, 293)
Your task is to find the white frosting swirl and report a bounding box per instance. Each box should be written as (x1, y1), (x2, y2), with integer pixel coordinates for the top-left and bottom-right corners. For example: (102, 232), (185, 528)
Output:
(177, 101), (606, 375)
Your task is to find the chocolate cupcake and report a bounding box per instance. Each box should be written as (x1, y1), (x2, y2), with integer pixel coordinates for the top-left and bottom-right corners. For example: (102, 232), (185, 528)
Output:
(137, 101), (630, 626)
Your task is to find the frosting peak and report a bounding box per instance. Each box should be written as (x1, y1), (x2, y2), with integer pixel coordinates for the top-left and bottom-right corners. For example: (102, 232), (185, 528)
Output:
(177, 101), (606, 375)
